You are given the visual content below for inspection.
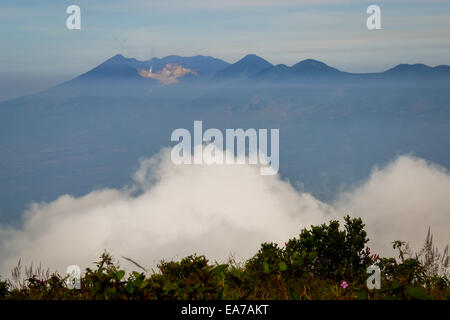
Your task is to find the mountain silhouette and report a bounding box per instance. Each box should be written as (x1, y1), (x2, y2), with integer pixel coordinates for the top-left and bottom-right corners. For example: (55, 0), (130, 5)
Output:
(214, 54), (273, 80)
(1, 53), (450, 225)
(291, 59), (343, 75)
(73, 54), (148, 83)
(146, 55), (229, 78)
(65, 54), (450, 87)
(256, 59), (346, 80)
(383, 63), (450, 78)
(71, 54), (230, 85)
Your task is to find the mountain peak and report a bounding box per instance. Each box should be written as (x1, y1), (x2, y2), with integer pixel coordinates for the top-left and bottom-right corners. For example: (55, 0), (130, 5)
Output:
(385, 63), (433, 75)
(107, 53), (132, 62)
(72, 54), (230, 84)
(292, 59), (341, 74)
(238, 54), (272, 66)
(383, 63), (450, 77)
(295, 58), (326, 65)
(214, 54), (273, 80)
(241, 53), (265, 60)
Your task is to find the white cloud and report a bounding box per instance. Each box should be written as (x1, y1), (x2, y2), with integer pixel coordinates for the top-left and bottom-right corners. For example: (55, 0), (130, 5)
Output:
(335, 156), (450, 257)
(0, 147), (334, 275)
(0, 149), (449, 276)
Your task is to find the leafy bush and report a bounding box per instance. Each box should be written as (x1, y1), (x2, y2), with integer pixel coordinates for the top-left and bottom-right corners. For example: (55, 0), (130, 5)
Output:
(1, 216), (449, 300)
(285, 216), (371, 280)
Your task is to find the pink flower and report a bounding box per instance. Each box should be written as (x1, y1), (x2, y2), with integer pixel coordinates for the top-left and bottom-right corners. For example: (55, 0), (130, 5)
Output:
(371, 254), (379, 261)
(340, 281), (349, 289)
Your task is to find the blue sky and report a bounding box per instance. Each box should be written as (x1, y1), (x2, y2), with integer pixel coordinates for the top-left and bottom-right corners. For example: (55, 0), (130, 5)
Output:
(1, 0), (450, 100)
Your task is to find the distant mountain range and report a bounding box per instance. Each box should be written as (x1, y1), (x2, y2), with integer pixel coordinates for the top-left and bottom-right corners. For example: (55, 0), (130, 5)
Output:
(64, 53), (450, 87)
(71, 54), (230, 85)
(214, 54), (272, 80)
(1, 52), (450, 226)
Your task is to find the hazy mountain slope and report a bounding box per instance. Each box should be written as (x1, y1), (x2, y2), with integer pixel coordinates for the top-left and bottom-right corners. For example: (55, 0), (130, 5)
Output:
(146, 55), (230, 78)
(1, 55), (450, 226)
(215, 54), (273, 80)
(70, 54), (230, 86)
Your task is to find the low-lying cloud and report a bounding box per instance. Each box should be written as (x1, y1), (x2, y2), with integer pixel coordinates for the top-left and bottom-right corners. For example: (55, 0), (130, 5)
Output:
(0, 149), (449, 276)
(335, 156), (450, 256)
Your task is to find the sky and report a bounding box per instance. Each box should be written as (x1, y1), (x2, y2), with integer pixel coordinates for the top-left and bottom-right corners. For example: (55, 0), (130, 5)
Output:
(1, 0), (450, 100)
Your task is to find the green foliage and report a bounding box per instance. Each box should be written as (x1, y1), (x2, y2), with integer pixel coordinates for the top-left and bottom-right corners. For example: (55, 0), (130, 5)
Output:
(287, 215), (370, 279)
(0, 278), (10, 299)
(147, 255), (228, 299)
(1, 216), (449, 300)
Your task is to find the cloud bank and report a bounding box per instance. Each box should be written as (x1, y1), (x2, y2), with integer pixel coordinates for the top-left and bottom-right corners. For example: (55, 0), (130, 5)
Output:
(335, 156), (450, 256)
(0, 149), (449, 276)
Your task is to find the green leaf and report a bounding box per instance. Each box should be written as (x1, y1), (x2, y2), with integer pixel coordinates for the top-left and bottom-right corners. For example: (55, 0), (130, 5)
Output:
(356, 290), (368, 300)
(404, 259), (415, 266)
(116, 270), (125, 281)
(211, 264), (228, 276)
(162, 281), (177, 292)
(292, 257), (304, 268)
(106, 287), (116, 296)
(140, 280), (149, 289)
(263, 262), (270, 274)
(406, 286), (428, 300)
(307, 252), (318, 262)
(279, 261), (287, 272)
(390, 280), (401, 290)
(290, 290), (300, 300)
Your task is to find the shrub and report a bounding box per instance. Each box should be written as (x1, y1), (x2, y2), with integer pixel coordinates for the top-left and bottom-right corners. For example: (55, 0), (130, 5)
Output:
(1, 216), (449, 300)
(285, 215), (370, 280)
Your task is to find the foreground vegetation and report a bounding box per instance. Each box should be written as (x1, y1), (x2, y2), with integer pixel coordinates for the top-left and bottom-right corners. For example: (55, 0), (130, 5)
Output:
(1, 216), (449, 300)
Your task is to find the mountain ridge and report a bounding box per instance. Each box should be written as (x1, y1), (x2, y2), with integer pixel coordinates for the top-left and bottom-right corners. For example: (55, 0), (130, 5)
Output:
(73, 53), (450, 85)
(214, 54), (274, 80)
(1, 54), (450, 225)
(2, 54), (450, 103)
